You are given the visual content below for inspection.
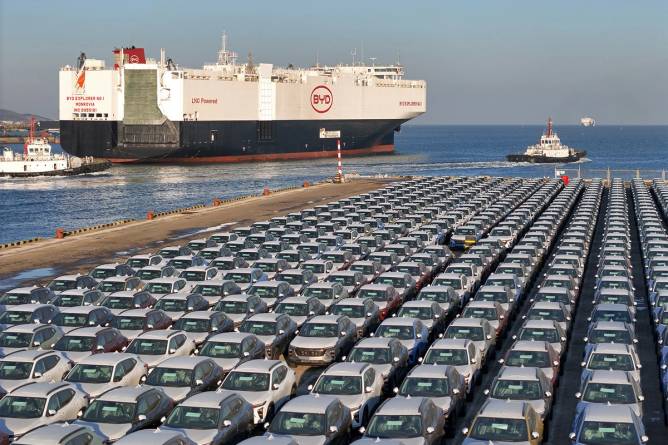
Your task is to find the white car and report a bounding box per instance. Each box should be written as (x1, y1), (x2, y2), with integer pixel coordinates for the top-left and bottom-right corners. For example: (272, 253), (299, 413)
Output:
(0, 349), (73, 394)
(64, 352), (147, 397)
(124, 330), (195, 368)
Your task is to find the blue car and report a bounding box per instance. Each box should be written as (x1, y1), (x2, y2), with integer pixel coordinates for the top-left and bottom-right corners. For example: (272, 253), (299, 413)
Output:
(373, 317), (429, 366)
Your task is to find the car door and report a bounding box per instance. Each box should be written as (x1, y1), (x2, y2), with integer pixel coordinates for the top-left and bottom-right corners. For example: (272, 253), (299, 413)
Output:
(169, 333), (189, 356)
(271, 364), (292, 405)
(46, 388), (76, 421)
(34, 353), (63, 380)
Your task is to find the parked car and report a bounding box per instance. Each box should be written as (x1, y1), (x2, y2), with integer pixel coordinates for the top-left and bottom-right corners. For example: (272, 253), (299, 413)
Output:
(65, 352), (147, 397)
(287, 315), (357, 366)
(124, 330), (195, 368)
(196, 332), (265, 374)
(144, 356), (223, 402)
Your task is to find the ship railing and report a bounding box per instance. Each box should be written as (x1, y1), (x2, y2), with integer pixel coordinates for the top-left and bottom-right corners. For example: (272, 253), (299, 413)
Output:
(554, 166), (668, 183)
(374, 80), (426, 88)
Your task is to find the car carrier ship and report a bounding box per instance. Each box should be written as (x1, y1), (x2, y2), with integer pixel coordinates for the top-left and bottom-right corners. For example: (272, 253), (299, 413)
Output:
(58, 35), (426, 163)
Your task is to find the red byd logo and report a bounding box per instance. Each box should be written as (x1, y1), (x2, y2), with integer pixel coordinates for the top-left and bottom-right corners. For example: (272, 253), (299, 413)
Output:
(129, 54), (140, 63)
(311, 85), (333, 113)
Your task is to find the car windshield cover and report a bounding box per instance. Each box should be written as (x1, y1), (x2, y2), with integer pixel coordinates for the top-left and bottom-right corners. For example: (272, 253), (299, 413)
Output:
(278, 274), (305, 285)
(446, 326), (484, 341)
(400, 377), (450, 397)
(377, 277), (406, 288)
(492, 379), (541, 399)
(358, 289), (388, 302)
(126, 339), (167, 355)
(590, 329), (631, 344)
(583, 383), (636, 403)
(601, 281), (630, 290)
(527, 308), (565, 322)
(447, 267), (472, 277)
(49, 280), (77, 291)
(332, 304), (365, 318)
(300, 323), (339, 337)
(199, 341), (240, 359)
(239, 251), (260, 261)
(239, 321), (276, 336)
(0, 361), (32, 379)
(113, 316), (145, 331)
(519, 328), (559, 343)
(172, 318), (210, 332)
(303, 287), (333, 299)
(303, 264), (325, 274)
(192, 285), (222, 297)
(91, 268), (116, 279)
(366, 414), (423, 438)
(476, 292), (509, 303)
(398, 306), (433, 320)
(397, 266), (419, 276)
(146, 366), (193, 387)
(225, 272), (252, 284)
(588, 353), (635, 371)
(424, 348), (469, 366)
(222, 371), (269, 391)
(377, 325), (415, 340)
(216, 300), (247, 314)
(53, 313), (89, 327)
(100, 282), (126, 293)
(314, 375), (362, 395)
(593, 310), (631, 323)
(0, 396), (46, 419)
(169, 259), (193, 269)
(579, 421), (638, 445)
(165, 405), (220, 430)
(212, 260), (235, 270)
(102, 296), (133, 309)
(0, 293), (32, 305)
(55, 335), (94, 352)
(0, 332), (32, 348)
(155, 298), (188, 312)
(348, 347), (390, 364)
(0, 311), (34, 325)
(56, 295), (84, 307)
(462, 307), (497, 320)
(67, 364), (113, 383)
(351, 265), (374, 275)
(270, 411), (327, 436)
(469, 417), (528, 441)
(434, 278), (461, 288)
(82, 400), (135, 424)
(127, 258), (149, 268)
(419, 290), (450, 303)
(275, 303), (308, 317)
(255, 262), (278, 273)
(145, 283), (173, 294)
(505, 350), (549, 368)
(247, 285), (278, 298)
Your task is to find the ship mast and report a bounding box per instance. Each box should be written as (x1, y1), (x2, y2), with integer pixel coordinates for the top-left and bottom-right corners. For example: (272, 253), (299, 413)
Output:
(24, 116), (36, 157)
(547, 117), (553, 137)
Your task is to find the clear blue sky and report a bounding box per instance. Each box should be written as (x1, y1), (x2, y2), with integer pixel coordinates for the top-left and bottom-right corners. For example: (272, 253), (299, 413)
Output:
(1, 0), (666, 124)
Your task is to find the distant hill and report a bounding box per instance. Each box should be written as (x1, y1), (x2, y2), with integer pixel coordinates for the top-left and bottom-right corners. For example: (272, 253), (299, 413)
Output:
(0, 109), (53, 122)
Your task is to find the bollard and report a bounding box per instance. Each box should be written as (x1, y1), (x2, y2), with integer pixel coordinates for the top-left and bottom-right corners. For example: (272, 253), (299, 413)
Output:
(146, 211), (155, 220)
(55, 228), (65, 239)
(212, 198), (222, 206)
(263, 186), (271, 196)
(303, 180), (310, 188)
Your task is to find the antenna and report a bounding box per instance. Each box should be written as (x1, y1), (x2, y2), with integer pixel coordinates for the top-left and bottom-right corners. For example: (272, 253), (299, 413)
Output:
(316, 49), (320, 68)
(351, 48), (357, 66)
(369, 57), (376, 66)
(396, 49), (401, 65)
(361, 41), (364, 66)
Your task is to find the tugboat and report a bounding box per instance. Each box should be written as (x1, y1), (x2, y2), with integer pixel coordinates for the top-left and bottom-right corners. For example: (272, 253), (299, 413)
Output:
(506, 118), (586, 163)
(0, 118), (111, 177)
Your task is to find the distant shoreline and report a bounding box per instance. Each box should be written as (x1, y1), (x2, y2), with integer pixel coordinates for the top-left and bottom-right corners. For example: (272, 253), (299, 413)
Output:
(0, 136), (60, 144)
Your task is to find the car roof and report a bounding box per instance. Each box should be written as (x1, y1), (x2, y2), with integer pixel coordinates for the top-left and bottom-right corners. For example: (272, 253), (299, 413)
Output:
(179, 311), (215, 320)
(206, 332), (255, 343)
(401, 300), (436, 308)
(115, 430), (190, 444)
(59, 306), (99, 314)
(430, 338), (472, 349)
(588, 370), (633, 384)
(248, 313), (285, 322)
(3, 349), (58, 362)
(136, 329), (183, 340)
(582, 404), (636, 423)
(322, 362), (368, 375)
(118, 308), (153, 317)
(281, 394), (338, 414)
(510, 340), (549, 352)
(233, 359), (283, 373)
(360, 284), (393, 290)
(449, 317), (485, 327)
(306, 315), (342, 324)
(99, 385), (154, 402)
(497, 366), (541, 380)
(77, 353), (141, 366)
(4, 303), (50, 312)
(154, 356), (210, 369)
(591, 343), (632, 353)
(65, 326), (107, 336)
(380, 317), (418, 327)
(355, 337), (394, 348)
(11, 381), (71, 397)
(334, 298), (366, 307)
(478, 399), (528, 419)
(407, 364), (451, 379)
(1, 323), (43, 333)
(377, 396), (426, 414)
(13, 423), (92, 444)
(4, 287), (37, 294)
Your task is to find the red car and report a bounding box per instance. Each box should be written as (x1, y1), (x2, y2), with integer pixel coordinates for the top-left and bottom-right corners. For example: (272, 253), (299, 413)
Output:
(357, 284), (402, 320)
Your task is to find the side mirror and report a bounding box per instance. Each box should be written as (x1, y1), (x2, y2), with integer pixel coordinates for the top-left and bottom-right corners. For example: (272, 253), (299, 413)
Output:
(224, 419), (232, 427)
(48, 409), (57, 416)
(359, 426), (366, 434)
(146, 324), (154, 329)
(96, 345), (104, 351)
(553, 360), (559, 367)
(545, 391), (552, 398)
(462, 427), (469, 435)
(272, 383), (280, 390)
(531, 431), (540, 440)
(263, 422), (270, 429)
(169, 348), (177, 354)
(483, 389), (490, 395)
(426, 426), (435, 434)
(137, 414), (147, 421)
(33, 371), (43, 378)
(329, 425), (338, 434)
(393, 356), (400, 363)
(569, 432), (577, 440)
(340, 331), (347, 337)
(278, 329), (285, 335)
(641, 435), (649, 443)
(452, 388), (461, 395)
(470, 357), (477, 364)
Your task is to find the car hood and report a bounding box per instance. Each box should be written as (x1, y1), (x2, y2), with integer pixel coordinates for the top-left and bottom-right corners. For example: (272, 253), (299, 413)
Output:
(145, 385), (191, 402)
(207, 357), (240, 371)
(462, 440), (531, 445)
(264, 433), (327, 445)
(367, 363), (393, 378)
(161, 426), (220, 444)
(0, 347), (26, 358)
(0, 379), (30, 393)
(182, 331), (209, 345)
(290, 337), (338, 350)
(73, 420), (130, 441)
(218, 389), (266, 406)
(118, 329), (144, 340)
(137, 353), (169, 367)
(357, 437), (426, 445)
(58, 350), (93, 362)
(70, 381), (113, 397)
(0, 416), (43, 437)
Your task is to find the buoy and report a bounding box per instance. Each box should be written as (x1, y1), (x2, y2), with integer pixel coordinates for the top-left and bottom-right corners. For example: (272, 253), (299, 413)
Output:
(212, 198), (222, 206)
(263, 186), (271, 196)
(55, 228), (65, 239)
(303, 180), (310, 188)
(146, 211), (155, 220)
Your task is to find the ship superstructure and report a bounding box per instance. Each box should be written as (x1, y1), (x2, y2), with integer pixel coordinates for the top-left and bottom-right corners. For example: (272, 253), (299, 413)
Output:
(506, 118), (586, 163)
(59, 35), (427, 163)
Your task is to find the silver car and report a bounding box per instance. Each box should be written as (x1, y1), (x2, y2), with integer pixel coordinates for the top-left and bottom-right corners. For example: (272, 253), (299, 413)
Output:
(124, 330), (195, 368)
(0, 350), (72, 394)
(0, 382), (88, 440)
(114, 429), (196, 445)
(575, 370), (644, 417)
(65, 352), (147, 397)
(196, 332), (266, 373)
(483, 366), (553, 419)
(287, 315), (357, 366)
(219, 359), (296, 424)
(160, 391), (254, 445)
(0, 324), (62, 358)
(421, 338), (483, 394)
(13, 422), (106, 445)
(330, 297), (381, 338)
(143, 356), (223, 402)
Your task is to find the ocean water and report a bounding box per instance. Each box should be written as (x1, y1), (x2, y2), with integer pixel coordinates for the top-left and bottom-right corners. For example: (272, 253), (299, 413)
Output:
(1, 125), (667, 244)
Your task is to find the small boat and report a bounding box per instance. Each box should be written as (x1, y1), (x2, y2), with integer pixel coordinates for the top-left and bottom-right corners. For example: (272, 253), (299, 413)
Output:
(580, 117), (596, 127)
(507, 118), (586, 164)
(0, 118), (111, 177)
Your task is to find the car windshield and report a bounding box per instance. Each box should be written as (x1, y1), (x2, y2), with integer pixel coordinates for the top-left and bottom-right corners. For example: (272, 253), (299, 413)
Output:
(351, 265), (374, 275)
(247, 285), (278, 298)
(146, 367), (192, 387)
(279, 274), (305, 285)
(165, 406), (220, 429)
(418, 290), (451, 303)
(462, 307), (497, 320)
(469, 417), (528, 441)
(445, 326), (484, 341)
(348, 347), (390, 364)
(82, 400), (135, 424)
(215, 300), (247, 314)
(579, 421), (638, 445)
(300, 323), (339, 337)
(476, 292), (509, 303)
(52, 313), (89, 327)
(159, 249), (179, 258)
(102, 296), (133, 310)
(91, 268), (116, 279)
(222, 371), (269, 391)
(255, 262), (278, 273)
(424, 348), (469, 366)
(400, 377), (450, 397)
(239, 321), (276, 336)
(172, 318), (210, 332)
(376, 277), (406, 288)
(127, 258), (149, 268)
(314, 375), (362, 395)
(331, 304), (365, 318)
(67, 364), (113, 383)
(601, 281), (629, 290)
(434, 278), (461, 288)
(100, 282), (126, 293)
(376, 325), (415, 340)
(519, 328), (559, 343)
(543, 279), (570, 289)
(593, 310), (631, 323)
(590, 330), (631, 344)
(199, 341), (240, 359)
(536, 293), (569, 305)
(0, 311), (34, 325)
(181, 271), (206, 281)
(113, 316), (145, 330)
(0, 293), (32, 305)
(275, 303), (308, 317)
(583, 383), (636, 403)
(446, 267), (471, 276)
(168, 260), (193, 270)
(492, 379), (541, 399)
(397, 266), (419, 276)
(155, 298), (187, 312)
(270, 411), (326, 436)
(303, 287), (333, 299)
(303, 264), (325, 274)
(527, 308), (565, 322)
(224, 272), (251, 283)
(145, 283), (173, 294)
(505, 350), (549, 368)
(398, 306), (433, 320)
(0, 361), (32, 379)
(55, 335), (94, 352)
(366, 414), (423, 438)
(0, 332), (32, 348)
(192, 285), (222, 297)
(55, 295), (84, 307)
(211, 260), (235, 270)
(588, 353), (635, 371)
(488, 279), (515, 289)
(358, 289), (389, 302)
(126, 339), (167, 355)
(49, 280), (77, 291)
(0, 396), (46, 418)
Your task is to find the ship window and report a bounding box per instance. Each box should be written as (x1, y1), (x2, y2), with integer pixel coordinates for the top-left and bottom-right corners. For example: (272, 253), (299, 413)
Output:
(257, 121), (273, 142)
(210, 130), (219, 143)
(104, 113), (108, 118)
(96, 113), (102, 118)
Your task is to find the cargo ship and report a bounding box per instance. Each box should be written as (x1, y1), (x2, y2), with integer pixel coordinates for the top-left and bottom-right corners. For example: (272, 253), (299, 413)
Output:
(506, 118), (586, 163)
(58, 35), (426, 163)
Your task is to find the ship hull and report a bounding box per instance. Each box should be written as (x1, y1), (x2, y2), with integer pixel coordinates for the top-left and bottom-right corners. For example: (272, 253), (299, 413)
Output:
(60, 119), (403, 163)
(506, 150), (587, 164)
